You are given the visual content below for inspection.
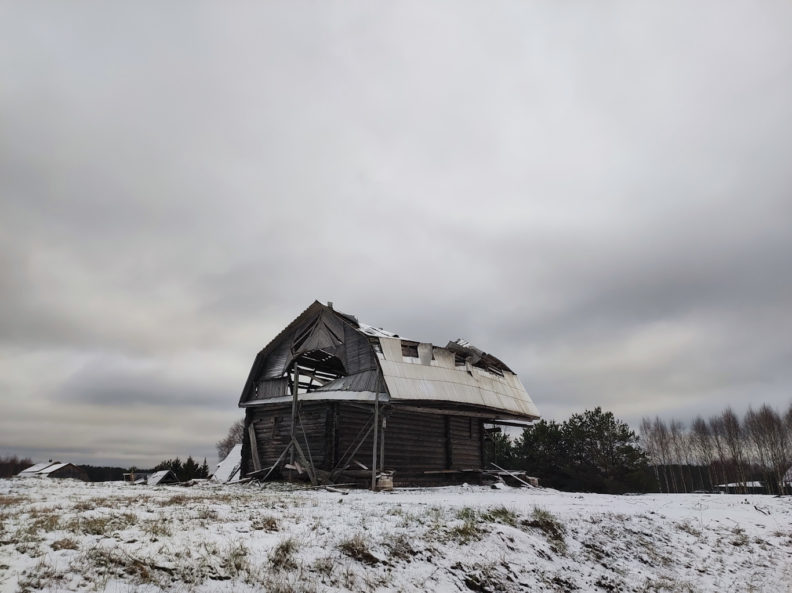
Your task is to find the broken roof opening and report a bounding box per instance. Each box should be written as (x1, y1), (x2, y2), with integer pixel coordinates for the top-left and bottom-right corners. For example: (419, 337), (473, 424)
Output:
(285, 349), (347, 394)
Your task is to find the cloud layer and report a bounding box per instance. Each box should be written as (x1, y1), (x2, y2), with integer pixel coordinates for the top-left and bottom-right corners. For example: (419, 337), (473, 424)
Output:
(1, 1), (791, 466)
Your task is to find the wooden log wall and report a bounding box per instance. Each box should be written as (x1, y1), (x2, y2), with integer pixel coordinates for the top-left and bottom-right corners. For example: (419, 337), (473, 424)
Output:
(335, 404), (483, 474)
(246, 403), (331, 473)
(242, 402), (484, 480)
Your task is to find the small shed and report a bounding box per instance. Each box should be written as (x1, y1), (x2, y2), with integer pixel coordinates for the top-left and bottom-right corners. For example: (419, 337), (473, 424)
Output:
(16, 461), (88, 481)
(239, 301), (540, 487)
(147, 470), (180, 485)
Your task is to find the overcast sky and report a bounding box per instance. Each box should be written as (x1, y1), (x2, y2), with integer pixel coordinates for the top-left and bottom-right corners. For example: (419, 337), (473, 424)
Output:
(1, 2), (791, 468)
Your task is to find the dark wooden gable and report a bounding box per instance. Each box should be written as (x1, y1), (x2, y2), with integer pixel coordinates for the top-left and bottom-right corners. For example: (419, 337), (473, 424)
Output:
(239, 302), (380, 404)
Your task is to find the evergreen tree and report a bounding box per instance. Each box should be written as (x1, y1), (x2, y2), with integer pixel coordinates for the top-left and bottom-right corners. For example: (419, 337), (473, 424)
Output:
(489, 430), (516, 468)
(183, 456), (199, 481)
(505, 408), (651, 493)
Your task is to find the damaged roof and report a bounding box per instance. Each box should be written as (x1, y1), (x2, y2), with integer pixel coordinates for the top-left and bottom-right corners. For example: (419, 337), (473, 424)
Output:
(240, 301), (539, 420)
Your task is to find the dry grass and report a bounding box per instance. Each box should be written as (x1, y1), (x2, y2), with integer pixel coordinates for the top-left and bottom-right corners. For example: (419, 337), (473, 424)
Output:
(66, 512), (137, 536)
(0, 494), (27, 507)
(51, 537), (80, 550)
(338, 533), (380, 565)
(270, 537), (298, 570)
(522, 506), (566, 553)
(252, 514), (279, 531)
(17, 557), (63, 593)
(384, 533), (415, 561)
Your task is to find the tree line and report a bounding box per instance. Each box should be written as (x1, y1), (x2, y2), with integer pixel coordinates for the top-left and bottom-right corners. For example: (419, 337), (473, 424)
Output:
(0, 455), (34, 478)
(640, 403), (792, 494)
(490, 407), (653, 493)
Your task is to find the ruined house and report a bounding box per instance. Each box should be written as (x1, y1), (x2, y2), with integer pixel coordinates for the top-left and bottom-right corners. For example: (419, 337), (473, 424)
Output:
(239, 301), (539, 487)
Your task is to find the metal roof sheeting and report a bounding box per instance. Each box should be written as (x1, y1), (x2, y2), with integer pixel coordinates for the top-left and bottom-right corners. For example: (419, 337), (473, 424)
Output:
(357, 322), (400, 339)
(212, 444), (243, 483)
(147, 470), (179, 485)
(239, 301), (540, 420)
(17, 462), (60, 476)
(376, 341), (539, 419)
(38, 462), (69, 475)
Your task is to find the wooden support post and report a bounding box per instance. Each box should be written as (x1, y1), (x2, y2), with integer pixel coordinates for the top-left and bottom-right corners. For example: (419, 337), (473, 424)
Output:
(478, 419), (485, 469)
(379, 410), (386, 473)
(445, 415), (453, 469)
(371, 393), (379, 490)
(289, 363), (299, 475)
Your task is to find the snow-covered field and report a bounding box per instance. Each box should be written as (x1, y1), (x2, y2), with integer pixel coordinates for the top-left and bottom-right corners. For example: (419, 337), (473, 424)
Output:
(1, 479), (790, 593)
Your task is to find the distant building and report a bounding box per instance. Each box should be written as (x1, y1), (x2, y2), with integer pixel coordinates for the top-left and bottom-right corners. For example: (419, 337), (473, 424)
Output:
(16, 461), (88, 481)
(714, 481), (767, 494)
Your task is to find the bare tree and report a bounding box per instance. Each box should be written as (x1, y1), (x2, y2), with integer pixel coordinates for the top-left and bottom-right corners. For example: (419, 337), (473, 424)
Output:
(216, 418), (245, 460)
(691, 416), (714, 490)
(669, 420), (690, 492)
(641, 417), (663, 491)
(722, 408), (746, 492)
(744, 407), (771, 490)
(653, 417), (676, 493)
(757, 405), (789, 494)
(709, 415), (729, 487)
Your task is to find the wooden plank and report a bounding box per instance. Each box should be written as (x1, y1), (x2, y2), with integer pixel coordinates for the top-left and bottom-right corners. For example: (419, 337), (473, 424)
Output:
(331, 419), (375, 480)
(255, 442), (291, 481)
(292, 438), (318, 486)
(490, 463), (533, 488)
(248, 423), (262, 472)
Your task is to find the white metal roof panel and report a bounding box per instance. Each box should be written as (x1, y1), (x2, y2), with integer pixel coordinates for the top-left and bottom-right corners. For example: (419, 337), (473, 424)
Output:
(212, 444), (243, 483)
(38, 462), (69, 474)
(148, 470), (176, 485)
(357, 323), (399, 339)
(17, 461), (59, 476)
(378, 357), (539, 419)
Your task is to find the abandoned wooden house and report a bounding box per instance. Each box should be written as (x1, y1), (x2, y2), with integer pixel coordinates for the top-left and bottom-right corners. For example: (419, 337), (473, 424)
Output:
(239, 301), (540, 487)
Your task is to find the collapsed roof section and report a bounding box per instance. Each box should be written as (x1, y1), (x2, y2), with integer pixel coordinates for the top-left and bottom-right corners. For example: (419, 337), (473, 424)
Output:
(147, 470), (179, 486)
(212, 444), (243, 483)
(239, 301), (539, 420)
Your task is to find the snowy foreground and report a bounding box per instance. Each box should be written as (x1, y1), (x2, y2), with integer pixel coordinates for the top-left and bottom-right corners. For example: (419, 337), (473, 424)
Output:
(1, 479), (791, 593)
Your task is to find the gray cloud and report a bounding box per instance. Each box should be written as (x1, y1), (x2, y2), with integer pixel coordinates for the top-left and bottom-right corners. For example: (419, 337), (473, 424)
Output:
(1, 1), (791, 466)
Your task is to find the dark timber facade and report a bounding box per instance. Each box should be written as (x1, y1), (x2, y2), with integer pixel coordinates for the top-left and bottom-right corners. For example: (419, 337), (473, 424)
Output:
(238, 301), (539, 487)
